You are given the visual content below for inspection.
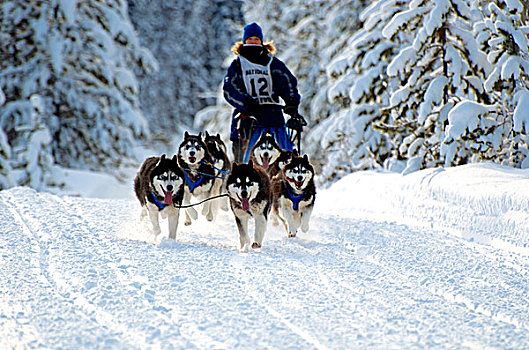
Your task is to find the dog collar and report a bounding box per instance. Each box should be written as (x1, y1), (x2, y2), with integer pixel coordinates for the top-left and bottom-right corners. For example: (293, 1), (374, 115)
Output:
(183, 171), (204, 193)
(285, 186), (303, 211)
(150, 192), (168, 210)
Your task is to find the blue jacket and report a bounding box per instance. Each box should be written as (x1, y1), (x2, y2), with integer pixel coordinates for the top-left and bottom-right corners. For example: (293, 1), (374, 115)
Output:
(223, 45), (300, 140)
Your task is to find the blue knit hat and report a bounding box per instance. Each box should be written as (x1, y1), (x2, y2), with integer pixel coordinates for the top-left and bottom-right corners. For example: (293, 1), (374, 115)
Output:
(242, 22), (263, 43)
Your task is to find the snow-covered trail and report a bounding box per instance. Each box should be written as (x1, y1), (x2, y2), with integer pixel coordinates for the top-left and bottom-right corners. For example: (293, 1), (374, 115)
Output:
(1, 169), (529, 349)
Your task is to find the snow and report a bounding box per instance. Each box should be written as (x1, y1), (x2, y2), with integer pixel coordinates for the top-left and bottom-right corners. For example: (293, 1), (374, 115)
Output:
(2, 163), (529, 348)
(425, 0), (449, 36)
(444, 100), (495, 140)
(387, 46), (416, 77)
(418, 76), (448, 123)
(59, 0), (77, 25)
(514, 90), (529, 134)
(382, 6), (428, 39)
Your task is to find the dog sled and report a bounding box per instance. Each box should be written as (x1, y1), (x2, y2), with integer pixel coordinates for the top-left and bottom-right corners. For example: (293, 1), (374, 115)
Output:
(233, 107), (307, 163)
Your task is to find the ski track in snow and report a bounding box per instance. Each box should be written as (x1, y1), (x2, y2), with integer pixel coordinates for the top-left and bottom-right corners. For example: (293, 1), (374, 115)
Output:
(1, 186), (529, 349)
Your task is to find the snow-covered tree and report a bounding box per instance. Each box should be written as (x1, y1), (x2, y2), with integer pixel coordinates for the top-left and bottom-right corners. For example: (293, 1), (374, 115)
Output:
(0, 88), (13, 189)
(0, 0), (155, 189)
(127, 0), (243, 138)
(378, 0), (493, 173)
(441, 0), (529, 168)
(306, 0), (405, 183)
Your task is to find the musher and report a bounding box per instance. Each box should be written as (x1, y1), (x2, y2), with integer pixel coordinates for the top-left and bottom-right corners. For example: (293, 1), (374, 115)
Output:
(223, 22), (302, 163)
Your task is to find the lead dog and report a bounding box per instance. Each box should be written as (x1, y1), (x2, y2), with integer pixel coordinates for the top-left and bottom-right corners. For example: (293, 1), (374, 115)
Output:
(226, 160), (272, 250)
(134, 154), (185, 239)
(177, 132), (215, 225)
(272, 151), (316, 238)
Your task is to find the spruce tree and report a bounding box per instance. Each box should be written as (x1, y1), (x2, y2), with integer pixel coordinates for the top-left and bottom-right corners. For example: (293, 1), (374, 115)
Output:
(128, 0), (243, 138)
(306, 0), (405, 183)
(380, 0), (492, 173)
(0, 0), (155, 189)
(441, 0), (529, 168)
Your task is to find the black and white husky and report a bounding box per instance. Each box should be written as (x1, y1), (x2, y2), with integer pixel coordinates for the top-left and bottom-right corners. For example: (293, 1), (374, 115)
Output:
(204, 131), (231, 219)
(226, 160), (272, 250)
(177, 132), (215, 225)
(134, 154), (185, 239)
(272, 151), (316, 238)
(249, 132), (283, 178)
(276, 149), (293, 175)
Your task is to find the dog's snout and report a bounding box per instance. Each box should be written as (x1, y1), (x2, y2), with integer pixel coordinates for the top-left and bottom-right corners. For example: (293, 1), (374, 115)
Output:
(297, 176), (303, 182)
(166, 185), (173, 192)
(189, 151), (195, 156)
(241, 190), (248, 199)
(264, 152), (269, 158)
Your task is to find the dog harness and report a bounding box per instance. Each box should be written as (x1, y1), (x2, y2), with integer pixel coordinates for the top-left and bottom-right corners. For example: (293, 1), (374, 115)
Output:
(286, 186), (304, 211)
(150, 192), (169, 210)
(183, 171), (204, 193)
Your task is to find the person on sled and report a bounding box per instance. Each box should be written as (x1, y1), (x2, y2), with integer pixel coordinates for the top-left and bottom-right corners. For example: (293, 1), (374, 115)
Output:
(223, 22), (303, 163)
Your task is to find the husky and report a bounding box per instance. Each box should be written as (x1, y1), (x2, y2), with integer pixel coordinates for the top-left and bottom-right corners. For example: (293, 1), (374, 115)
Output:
(177, 132), (215, 225)
(249, 132), (283, 177)
(272, 151), (316, 238)
(204, 131), (231, 219)
(276, 149), (293, 174)
(226, 160), (272, 250)
(134, 154), (185, 239)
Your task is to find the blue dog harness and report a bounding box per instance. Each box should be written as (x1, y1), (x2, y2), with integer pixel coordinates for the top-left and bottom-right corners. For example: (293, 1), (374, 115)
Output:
(150, 192), (169, 210)
(183, 171), (204, 194)
(286, 186), (304, 211)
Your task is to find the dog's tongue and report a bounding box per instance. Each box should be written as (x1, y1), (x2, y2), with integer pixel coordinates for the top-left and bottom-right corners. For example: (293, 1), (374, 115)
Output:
(262, 156), (270, 170)
(164, 191), (173, 205)
(241, 197), (250, 211)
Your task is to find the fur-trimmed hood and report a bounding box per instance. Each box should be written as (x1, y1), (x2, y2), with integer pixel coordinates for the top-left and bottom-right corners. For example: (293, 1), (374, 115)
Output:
(231, 41), (276, 56)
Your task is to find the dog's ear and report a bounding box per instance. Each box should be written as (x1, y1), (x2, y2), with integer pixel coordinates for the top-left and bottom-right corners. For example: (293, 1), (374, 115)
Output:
(161, 154), (166, 160)
(205, 131), (209, 138)
(216, 133), (221, 139)
(231, 162), (238, 171)
(184, 131), (189, 138)
(292, 149), (299, 159)
(303, 154), (309, 162)
(198, 131), (202, 139)
(171, 155), (177, 162)
(248, 159), (254, 168)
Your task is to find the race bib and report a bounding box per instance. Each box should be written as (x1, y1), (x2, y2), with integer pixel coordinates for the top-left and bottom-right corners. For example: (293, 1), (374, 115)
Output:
(239, 54), (280, 105)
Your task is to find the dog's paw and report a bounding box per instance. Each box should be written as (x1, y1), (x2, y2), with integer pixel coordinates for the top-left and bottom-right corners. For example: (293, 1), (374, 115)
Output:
(301, 223), (309, 233)
(288, 232), (297, 238)
(251, 242), (262, 249)
(239, 243), (251, 253)
(206, 213), (214, 222)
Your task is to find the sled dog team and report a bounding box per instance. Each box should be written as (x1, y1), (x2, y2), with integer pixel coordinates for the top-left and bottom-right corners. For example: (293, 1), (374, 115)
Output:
(134, 131), (316, 250)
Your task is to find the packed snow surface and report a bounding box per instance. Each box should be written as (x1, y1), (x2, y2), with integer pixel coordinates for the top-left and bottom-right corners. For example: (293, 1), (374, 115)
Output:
(1, 163), (529, 349)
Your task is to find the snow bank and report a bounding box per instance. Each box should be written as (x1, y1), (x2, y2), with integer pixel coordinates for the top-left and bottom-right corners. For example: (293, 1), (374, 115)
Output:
(316, 163), (529, 255)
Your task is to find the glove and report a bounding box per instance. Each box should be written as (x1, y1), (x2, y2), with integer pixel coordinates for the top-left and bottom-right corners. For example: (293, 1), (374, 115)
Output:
(284, 105), (298, 117)
(243, 97), (259, 115)
(286, 115), (307, 132)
